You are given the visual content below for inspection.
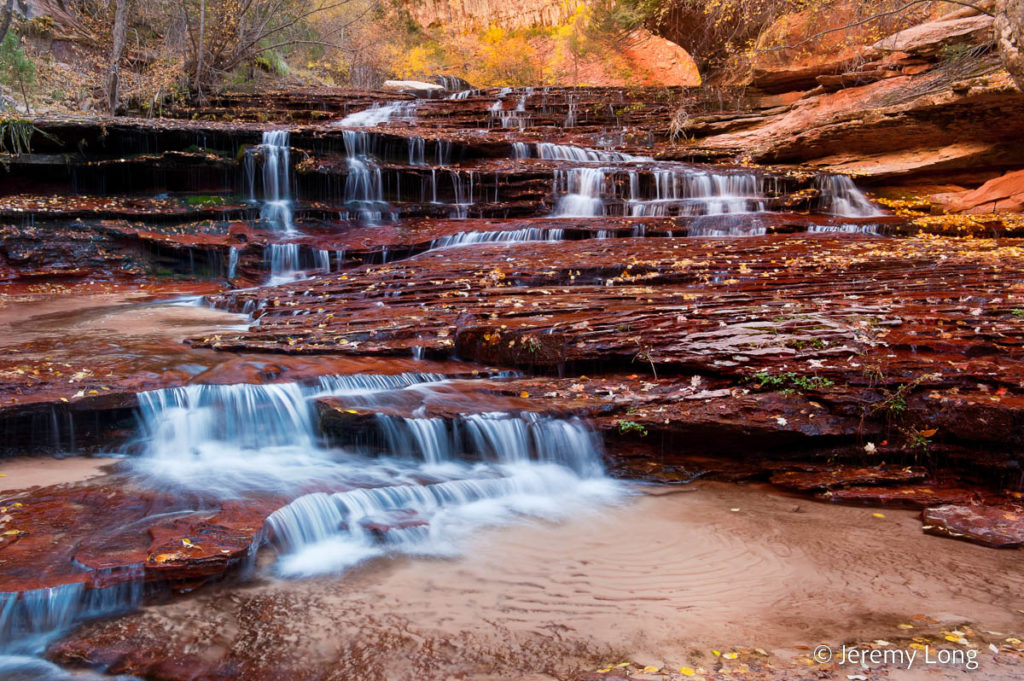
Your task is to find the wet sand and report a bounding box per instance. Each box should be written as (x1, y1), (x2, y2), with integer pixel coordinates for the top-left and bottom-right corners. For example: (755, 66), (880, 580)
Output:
(0, 456), (118, 492)
(56, 482), (1024, 680)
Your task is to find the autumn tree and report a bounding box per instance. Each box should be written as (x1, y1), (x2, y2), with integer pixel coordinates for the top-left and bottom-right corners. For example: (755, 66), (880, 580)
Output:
(0, 28), (35, 111)
(179, 0), (362, 98)
(106, 0), (128, 112)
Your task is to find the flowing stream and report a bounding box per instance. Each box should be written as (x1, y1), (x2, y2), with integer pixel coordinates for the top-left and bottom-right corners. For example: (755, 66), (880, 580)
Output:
(130, 374), (624, 576)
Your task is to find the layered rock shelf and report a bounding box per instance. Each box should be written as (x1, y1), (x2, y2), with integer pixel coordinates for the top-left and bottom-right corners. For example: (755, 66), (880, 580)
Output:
(1, 70), (1023, 678)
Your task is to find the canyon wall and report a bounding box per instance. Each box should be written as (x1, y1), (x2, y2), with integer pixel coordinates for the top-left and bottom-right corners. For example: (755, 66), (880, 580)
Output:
(406, 0), (585, 31)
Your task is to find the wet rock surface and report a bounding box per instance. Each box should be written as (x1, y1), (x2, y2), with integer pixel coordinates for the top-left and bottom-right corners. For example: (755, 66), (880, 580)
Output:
(1, 74), (1024, 678)
(923, 504), (1024, 547)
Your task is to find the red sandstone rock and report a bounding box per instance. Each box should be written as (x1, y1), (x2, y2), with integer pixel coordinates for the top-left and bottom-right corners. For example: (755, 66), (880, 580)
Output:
(819, 485), (980, 509)
(922, 504), (1024, 548)
(770, 466), (928, 492)
(949, 169), (1024, 213)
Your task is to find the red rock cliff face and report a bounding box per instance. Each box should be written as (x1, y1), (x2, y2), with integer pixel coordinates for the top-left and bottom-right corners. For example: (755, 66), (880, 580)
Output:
(407, 0), (584, 31)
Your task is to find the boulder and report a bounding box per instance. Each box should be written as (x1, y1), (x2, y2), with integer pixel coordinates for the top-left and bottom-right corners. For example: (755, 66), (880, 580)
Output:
(381, 80), (445, 95)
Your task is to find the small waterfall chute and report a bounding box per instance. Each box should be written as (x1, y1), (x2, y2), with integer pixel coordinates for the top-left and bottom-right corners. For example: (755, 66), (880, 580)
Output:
(245, 130), (296, 233)
(815, 174), (884, 217)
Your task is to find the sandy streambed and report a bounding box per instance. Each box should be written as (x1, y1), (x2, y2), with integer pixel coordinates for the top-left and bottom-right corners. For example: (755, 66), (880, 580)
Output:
(50, 482), (1024, 680)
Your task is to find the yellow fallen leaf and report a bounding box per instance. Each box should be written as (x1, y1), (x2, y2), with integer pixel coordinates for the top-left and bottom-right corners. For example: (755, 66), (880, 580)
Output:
(520, 391), (529, 399)
(641, 666), (659, 673)
(723, 652), (738, 660)
(680, 667), (695, 677)
(712, 650), (721, 657)
(873, 512), (886, 518)
(898, 624), (914, 629)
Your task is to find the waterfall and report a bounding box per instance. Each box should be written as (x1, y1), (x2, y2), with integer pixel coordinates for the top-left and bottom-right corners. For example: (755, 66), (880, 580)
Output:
(448, 169), (476, 218)
(0, 566), (144, 659)
(337, 101), (417, 126)
(429, 227), (565, 249)
(564, 94), (578, 128)
(342, 130), (396, 224)
(264, 243), (301, 284)
(264, 411), (620, 577)
(536, 143), (650, 163)
(627, 170), (767, 217)
(129, 373), (449, 494)
(408, 136), (425, 166)
(246, 130), (295, 233)
(552, 168), (609, 217)
(374, 412), (604, 476)
(815, 174), (883, 217)
(688, 214), (769, 237)
(227, 247), (239, 279)
(126, 371), (621, 577)
(446, 88), (483, 100)
(488, 88), (533, 129)
(548, 164), (768, 218)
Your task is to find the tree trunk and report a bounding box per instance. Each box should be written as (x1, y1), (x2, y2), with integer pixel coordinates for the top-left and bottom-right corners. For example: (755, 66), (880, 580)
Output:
(106, 0), (128, 114)
(194, 0), (205, 101)
(0, 0), (15, 45)
(996, 0), (1024, 92)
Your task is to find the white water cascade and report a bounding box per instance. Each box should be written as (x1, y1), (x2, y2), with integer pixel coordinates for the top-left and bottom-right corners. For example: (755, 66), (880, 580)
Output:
(342, 130), (397, 224)
(551, 165), (768, 218)
(246, 130), (295, 233)
(815, 174), (884, 217)
(0, 567), (145, 676)
(429, 227), (565, 249)
(129, 374), (623, 547)
(337, 101), (418, 126)
(125, 372), (623, 576)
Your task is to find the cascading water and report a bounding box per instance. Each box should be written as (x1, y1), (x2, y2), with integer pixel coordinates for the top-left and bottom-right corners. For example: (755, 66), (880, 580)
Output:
(337, 101), (418, 126)
(227, 247), (239, 279)
(429, 227), (565, 249)
(815, 174), (884, 217)
(127, 371), (622, 576)
(265, 411), (619, 577)
(265, 243), (301, 284)
(0, 568), (145, 678)
(129, 373), (446, 494)
(246, 130), (295, 233)
(342, 130), (397, 224)
(536, 143), (650, 163)
(550, 165), (768, 219)
(490, 90), (532, 129)
(553, 168), (610, 217)
(626, 170), (768, 217)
